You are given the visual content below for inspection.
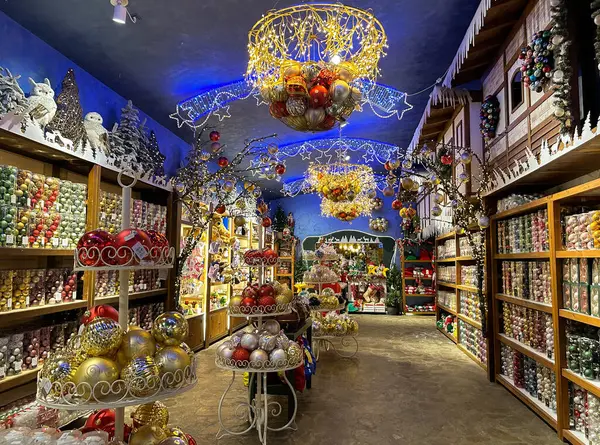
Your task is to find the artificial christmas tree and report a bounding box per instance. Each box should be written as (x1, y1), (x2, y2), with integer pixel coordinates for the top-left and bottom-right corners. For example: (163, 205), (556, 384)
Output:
(147, 130), (166, 179)
(0, 67), (25, 115)
(46, 69), (89, 153)
(109, 100), (143, 172)
(273, 205), (286, 232)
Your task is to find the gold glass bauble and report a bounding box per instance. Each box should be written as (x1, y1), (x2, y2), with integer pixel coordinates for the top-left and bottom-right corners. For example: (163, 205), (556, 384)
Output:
(158, 438), (188, 445)
(152, 312), (189, 346)
(121, 356), (161, 397)
(129, 425), (168, 445)
(165, 427), (189, 443)
(73, 357), (120, 401)
(120, 329), (156, 362)
(179, 342), (195, 363)
(131, 401), (169, 429)
(81, 317), (124, 356)
(154, 346), (191, 387)
(39, 354), (77, 396)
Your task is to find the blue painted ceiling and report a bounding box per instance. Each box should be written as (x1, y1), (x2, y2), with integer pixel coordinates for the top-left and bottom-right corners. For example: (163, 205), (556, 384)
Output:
(0, 0), (480, 197)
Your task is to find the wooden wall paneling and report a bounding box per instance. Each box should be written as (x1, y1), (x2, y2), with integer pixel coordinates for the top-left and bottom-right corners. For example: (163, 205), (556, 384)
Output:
(507, 58), (528, 124)
(526, 0), (551, 38)
(530, 118), (561, 155)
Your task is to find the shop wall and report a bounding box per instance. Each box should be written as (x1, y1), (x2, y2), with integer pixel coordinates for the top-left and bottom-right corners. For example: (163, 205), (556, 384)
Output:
(269, 194), (404, 243)
(0, 11), (185, 174)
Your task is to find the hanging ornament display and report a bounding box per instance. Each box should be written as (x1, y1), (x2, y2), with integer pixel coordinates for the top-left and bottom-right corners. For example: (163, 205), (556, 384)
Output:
(479, 95), (500, 139)
(246, 4), (387, 132)
(307, 162), (376, 203)
(519, 30), (553, 93)
(550, 0), (573, 136)
(372, 197), (383, 210)
(369, 217), (389, 232)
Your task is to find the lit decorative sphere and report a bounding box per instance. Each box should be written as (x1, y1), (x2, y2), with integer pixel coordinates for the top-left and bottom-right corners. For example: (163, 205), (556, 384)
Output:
(433, 193), (444, 204)
(391, 200), (402, 210)
(77, 230), (115, 267)
(263, 319), (281, 335)
(389, 158), (401, 169)
(210, 142), (222, 153)
(460, 152), (472, 164)
(275, 164), (286, 175)
(249, 349), (269, 365)
(152, 312), (189, 346)
(478, 215), (490, 229)
(234, 216), (246, 227)
(114, 229), (152, 265)
(262, 216), (272, 228)
(209, 130), (221, 142)
(269, 348), (287, 364)
(82, 304), (119, 325)
(554, 107), (565, 118)
(199, 151), (211, 161)
(267, 143), (279, 155)
(595, 14), (600, 26)
(401, 159), (412, 170)
(287, 343), (303, 363)
(458, 172), (469, 183)
(401, 177), (414, 191)
(258, 334), (278, 352)
(73, 357), (120, 401)
(81, 317), (124, 356)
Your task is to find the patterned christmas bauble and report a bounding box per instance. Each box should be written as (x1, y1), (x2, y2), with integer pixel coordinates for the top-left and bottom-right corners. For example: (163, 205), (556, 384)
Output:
(39, 354), (77, 395)
(269, 83), (289, 102)
(275, 164), (286, 175)
(249, 349), (269, 366)
(305, 107), (326, 129)
(309, 85), (328, 108)
(258, 334), (277, 353)
(199, 151), (211, 161)
(233, 216), (246, 227)
(261, 217), (272, 228)
(154, 346), (191, 387)
(240, 333), (259, 351)
(269, 348), (287, 364)
(152, 312), (189, 346)
(262, 319), (281, 335)
(81, 317), (124, 356)
(383, 186), (394, 197)
(281, 115), (309, 131)
(286, 96), (307, 117)
(301, 63), (320, 82)
(131, 401), (170, 429)
(129, 425), (168, 445)
(286, 343), (303, 364)
(269, 101), (289, 119)
(121, 356), (161, 397)
(77, 230), (115, 266)
(73, 357), (120, 401)
(431, 205), (442, 217)
(119, 329), (156, 362)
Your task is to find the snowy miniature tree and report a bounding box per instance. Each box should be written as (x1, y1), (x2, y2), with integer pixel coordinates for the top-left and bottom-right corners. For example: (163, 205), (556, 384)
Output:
(147, 130), (166, 178)
(47, 69), (89, 154)
(109, 100), (143, 171)
(0, 67), (25, 114)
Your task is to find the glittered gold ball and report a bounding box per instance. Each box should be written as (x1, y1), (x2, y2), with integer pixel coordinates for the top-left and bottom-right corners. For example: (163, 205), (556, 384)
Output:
(131, 401), (169, 429)
(158, 438), (188, 445)
(165, 427), (189, 443)
(154, 346), (191, 387)
(286, 342), (303, 364)
(152, 312), (189, 346)
(73, 357), (120, 401)
(120, 329), (156, 362)
(39, 354), (77, 396)
(81, 317), (124, 356)
(129, 424), (168, 445)
(121, 356), (161, 397)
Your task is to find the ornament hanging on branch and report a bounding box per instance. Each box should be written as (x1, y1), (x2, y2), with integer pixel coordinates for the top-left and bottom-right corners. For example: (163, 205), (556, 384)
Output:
(369, 217), (388, 232)
(550, 0), (573, 136)
(519, 30), (553, 93)
(46, 69), (89, 154)
(479, 95), (500, 140)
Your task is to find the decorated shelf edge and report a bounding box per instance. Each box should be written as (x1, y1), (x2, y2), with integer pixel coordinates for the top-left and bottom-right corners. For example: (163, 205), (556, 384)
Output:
(0, 118), (172, 191)
(214, 355), (303, 372)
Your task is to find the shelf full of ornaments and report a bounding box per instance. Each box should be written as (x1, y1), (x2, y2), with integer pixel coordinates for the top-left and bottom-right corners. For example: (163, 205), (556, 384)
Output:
(0, 67), (170, 190)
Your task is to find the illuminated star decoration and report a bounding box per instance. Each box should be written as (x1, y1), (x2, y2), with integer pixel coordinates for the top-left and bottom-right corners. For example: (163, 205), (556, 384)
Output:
(171, 80), (412, 129)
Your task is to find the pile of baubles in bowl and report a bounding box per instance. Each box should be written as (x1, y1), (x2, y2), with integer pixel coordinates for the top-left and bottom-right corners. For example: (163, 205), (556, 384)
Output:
(313, 312), (359, 337)
(242, 247), (279, 266)
(76, 229), (171, 267)
(38, 306), (195, 404)
(230, 281), (293, 315)
(216, 320), (303, 370)
(307, 288), (343, 310)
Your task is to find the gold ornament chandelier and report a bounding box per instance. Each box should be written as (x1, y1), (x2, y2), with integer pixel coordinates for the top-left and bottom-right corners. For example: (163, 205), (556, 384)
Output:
(246, 3), (387, 132)
(307, 162), (376, 221)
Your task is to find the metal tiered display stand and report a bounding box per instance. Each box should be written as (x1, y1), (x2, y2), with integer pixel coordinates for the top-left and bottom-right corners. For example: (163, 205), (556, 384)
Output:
(304, 253), (359, 360)
(35, 172), (196, 442)
(216, 230), (301, 445)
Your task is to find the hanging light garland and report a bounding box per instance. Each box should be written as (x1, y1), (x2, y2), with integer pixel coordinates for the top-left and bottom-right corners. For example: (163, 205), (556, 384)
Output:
(246, 3), (387, 132)
(320, 192), (374, 221)
(307, 162), (375, 202)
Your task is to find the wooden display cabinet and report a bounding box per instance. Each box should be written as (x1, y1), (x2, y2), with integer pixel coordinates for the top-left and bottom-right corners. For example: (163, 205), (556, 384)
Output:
(401, 258), (435, 315)
(0, 128), (173, 407)
(274, 233), (296, 290)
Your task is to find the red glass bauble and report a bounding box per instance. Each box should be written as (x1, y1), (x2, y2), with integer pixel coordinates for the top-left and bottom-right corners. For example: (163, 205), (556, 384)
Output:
(209, 130), (221, 142)
(392, 200), (402, 210)
(319, 114), (336, 130)
(258, 284), (275, 298)
(146, 230), (170, 262)
(262, 248), (278, 262)
(232, 346), (250, 362)
(84, 409), (115, 430)
(114, 229), (152, 265)
(242, 285), (258, 299)
(240, 298), (257, 314)
(309, 85), (329, 108)
(261, 217), (272, 228)
(215, 204), (226, 214)
(186, 434), (197, 445)
(258, 296), (277, 311)
(269, 101), (289, 118)
(77, 230), (115, 267)
(82, 304), (119, 325)
(217, 156), (229, 168)
(384, 161), (392, 171)
(275, 164), (286, 175)
(315, 69), (336, 89)
(441, 155), (453, 165)
(243, 249), (263, 265)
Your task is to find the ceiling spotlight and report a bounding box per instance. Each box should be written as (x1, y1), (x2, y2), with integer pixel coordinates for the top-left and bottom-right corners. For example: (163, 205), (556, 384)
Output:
(111, 0), (136, 24)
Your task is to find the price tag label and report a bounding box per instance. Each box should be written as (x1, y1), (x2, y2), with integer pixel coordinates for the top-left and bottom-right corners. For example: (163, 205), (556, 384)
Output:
(78, 324), (85, 335)
(10, 195), (16, 204)
(6, 234), (14, 245)
(128, 285), (134, 292)
(27, 198), (31, 207)
(52, 238), (59, 248)
(39, 200), (44, 210)
(15, 360), (22, 370)
(0, 366), (5, 379)
(41, 237), (45, 246)
(132, 242), (147, 259)
(55, 203), (60, 212)
(31, 357), (38, 368)
(26, 296), (30, 306)
(72, 291), (77, 300)
(101, 212), (106, 220)
(54, 292), (62, 303)
(22, 236), (28, 247)
(62, 238), (69, 248)
(7, 298), (11, 309)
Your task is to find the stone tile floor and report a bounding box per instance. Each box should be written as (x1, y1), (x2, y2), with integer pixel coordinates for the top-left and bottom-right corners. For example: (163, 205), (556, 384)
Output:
(163, 315), (561, 445)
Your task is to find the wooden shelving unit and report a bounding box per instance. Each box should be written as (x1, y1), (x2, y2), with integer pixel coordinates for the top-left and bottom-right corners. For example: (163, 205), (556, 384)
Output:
(274, 232), (296, 290)
(400, 254), (435, 315)
(435, 231), (492, 377)
(0, 128), (175, 408)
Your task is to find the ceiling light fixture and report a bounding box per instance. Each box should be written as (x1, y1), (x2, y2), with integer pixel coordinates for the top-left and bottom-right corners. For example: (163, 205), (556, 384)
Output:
(111, 0), (137, 24)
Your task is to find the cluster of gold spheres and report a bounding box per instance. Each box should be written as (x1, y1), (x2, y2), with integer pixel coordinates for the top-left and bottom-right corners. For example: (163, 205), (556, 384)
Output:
(246, 3), (387, 132)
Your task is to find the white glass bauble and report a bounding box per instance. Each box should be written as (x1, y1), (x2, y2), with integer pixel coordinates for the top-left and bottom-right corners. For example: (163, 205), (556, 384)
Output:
(554, 107), (565, 118)
(595, 14), (600, 26)
(551, 34), (563, 46)
(552, 69), (564, 83)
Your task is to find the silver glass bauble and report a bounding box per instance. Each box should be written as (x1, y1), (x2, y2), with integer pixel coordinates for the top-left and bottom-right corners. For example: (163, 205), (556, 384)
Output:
(249, 349), (269, 365)
(262, 320), (281, 335)
(240, 333), (259, 351)
(276, 334), (291, 351)
(269, 348), (287, 364)
(258, 334), (277, 353)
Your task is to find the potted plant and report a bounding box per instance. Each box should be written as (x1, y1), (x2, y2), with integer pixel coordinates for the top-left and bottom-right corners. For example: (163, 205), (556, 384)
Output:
(385, 291), (400, 315)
